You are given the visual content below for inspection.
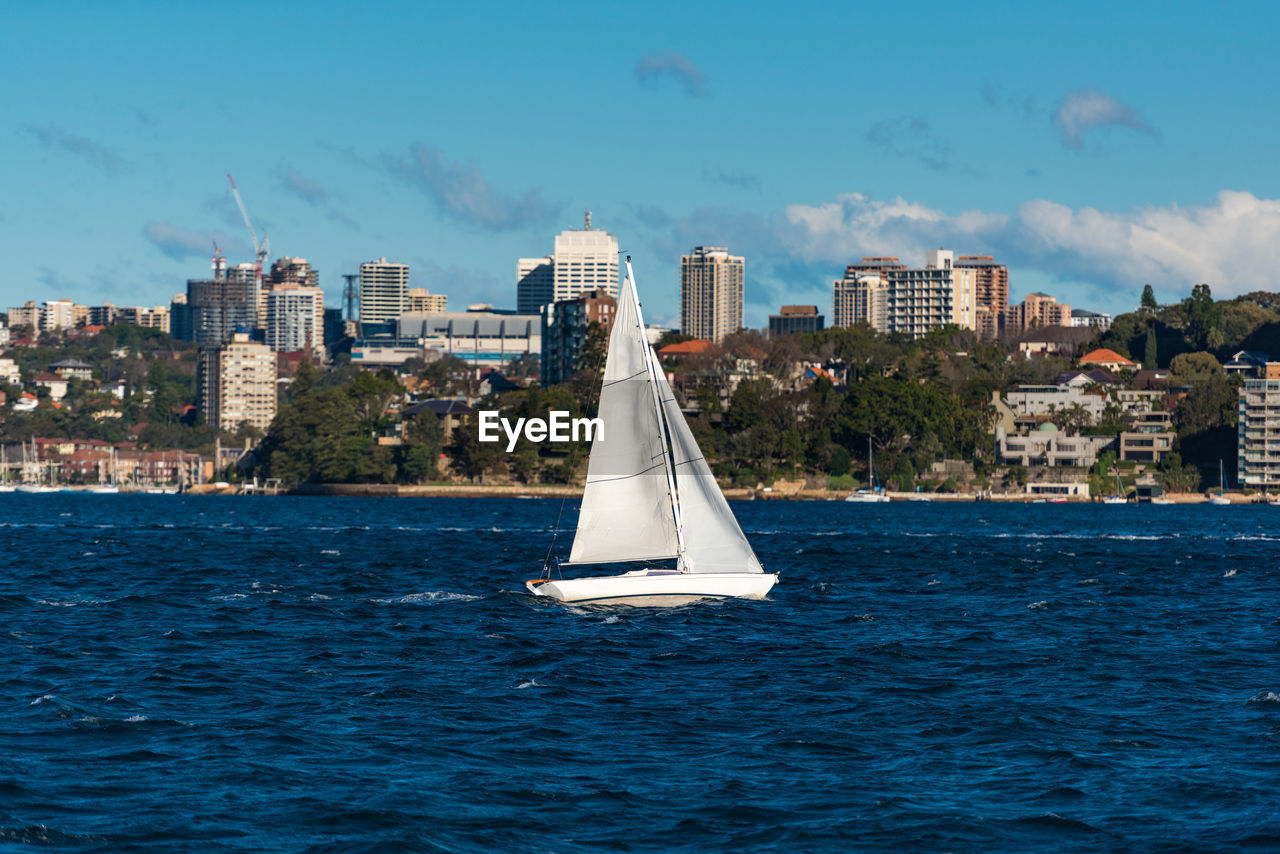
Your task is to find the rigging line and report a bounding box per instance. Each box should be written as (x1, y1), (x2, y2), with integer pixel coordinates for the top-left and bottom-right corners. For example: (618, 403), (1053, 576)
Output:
(601, 369), (648, 388)
(541, 493), (571, 579)
(583, 461), (668, 483)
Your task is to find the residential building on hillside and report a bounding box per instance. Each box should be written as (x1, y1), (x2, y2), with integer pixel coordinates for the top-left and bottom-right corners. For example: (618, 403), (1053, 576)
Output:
(769, 305), (824, 338)
(359, 258), (410, 323)
(1008, 292), (1072, 334)
(1070, 308), (1112, 330)
(957, 255), (1009, 338)
(7, 302), (42, 330)
(832, 269), (888, 331)
(681, 245), (745, 343)
(885, 249), (976, 338)
(1238, 362), (1280, 490)
(0, 323), (9, 348)
(996, 425), (1115, 468)
(540, 288), (618, 386)
(42, 299), (85, 331)
(1119, 412), (1175, 463)
(197, 332), (277, 432)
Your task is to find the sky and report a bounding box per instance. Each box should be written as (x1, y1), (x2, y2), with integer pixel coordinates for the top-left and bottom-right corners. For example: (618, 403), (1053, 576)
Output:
(6, 0), (1280, 330)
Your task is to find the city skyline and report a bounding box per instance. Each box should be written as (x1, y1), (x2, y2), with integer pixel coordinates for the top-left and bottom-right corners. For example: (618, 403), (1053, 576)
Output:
(8, 2), (1280, 329)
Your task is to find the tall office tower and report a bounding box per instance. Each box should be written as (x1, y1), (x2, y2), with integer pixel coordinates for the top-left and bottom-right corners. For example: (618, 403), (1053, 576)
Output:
(197, 332), (278, 433)
(957, 255), (1009, 338)
(266, 287), (324, 353)
(884, 249), (976, 339)
(516, 256), (554, 314)
(833, 268), (890, 331)
(553, 213), (619, 303)
(359, 258), (410, 323)
(680, 246), (745, 343)
(169, 294), (192, 342)
(517, 212), (620, 314)
(407, 288), (447, 313)
(540, 288), (618, 386)
(1239, 363), (1280, 491)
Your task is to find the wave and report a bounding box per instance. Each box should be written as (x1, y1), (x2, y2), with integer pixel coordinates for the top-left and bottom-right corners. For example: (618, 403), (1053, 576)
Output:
(374, 591), (480, 604)
(1247, 690), (1280, 705)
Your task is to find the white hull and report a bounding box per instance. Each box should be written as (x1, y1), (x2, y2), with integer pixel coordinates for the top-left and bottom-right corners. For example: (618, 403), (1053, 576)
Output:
(1209, 496), (1231, 505)
(528, 570), (777, 606)
(1102, 496), (1127, 504)
(845, 491), (889, 503)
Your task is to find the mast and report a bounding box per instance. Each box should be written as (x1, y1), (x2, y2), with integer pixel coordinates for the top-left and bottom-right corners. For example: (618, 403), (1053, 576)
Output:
(624, 257), (687, 564)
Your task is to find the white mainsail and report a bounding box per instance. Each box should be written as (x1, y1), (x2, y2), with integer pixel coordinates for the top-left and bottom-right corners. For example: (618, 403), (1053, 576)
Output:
(567, 270), (680, 565)
(654, 368), (765, 574)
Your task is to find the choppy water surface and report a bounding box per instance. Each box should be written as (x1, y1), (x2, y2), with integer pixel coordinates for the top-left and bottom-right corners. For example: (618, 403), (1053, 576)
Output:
(2, 496), (1279, 852)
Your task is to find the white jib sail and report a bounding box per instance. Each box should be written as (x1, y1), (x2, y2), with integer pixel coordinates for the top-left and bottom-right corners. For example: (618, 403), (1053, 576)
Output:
(568, 271), (679, 565)
(654, 368), (765, 574)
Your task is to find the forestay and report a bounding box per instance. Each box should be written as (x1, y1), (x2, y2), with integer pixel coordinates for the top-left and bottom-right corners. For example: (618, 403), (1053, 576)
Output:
(568, 272), (679, 564)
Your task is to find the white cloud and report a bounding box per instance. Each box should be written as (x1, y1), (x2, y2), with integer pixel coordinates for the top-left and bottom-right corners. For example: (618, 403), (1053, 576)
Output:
(1053, 88), (1154, 150)
(779, 190), (1280, 297)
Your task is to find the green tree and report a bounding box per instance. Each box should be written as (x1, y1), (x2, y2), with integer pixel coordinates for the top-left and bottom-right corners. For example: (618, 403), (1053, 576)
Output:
(1143, 326), (1157, 369)
(1141, 284), (1158, 311)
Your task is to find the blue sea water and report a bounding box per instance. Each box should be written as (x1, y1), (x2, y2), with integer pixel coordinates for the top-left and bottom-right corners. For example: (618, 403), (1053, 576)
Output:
(2, 495), (1279, 852)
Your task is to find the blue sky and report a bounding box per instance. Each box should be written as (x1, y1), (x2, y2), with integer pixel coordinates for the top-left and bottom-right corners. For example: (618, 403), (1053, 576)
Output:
(7, 0), (1280, 329)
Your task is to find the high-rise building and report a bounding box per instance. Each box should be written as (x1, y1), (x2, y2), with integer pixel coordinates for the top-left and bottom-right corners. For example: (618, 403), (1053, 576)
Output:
(681, 246), (744, 343)
(187, 275), (257, 346)
(768, 305), (825, 338)
(268, 257), (319, 288)
(266, 287), (324, 353)
(516, 256), (554, 314)
(957, 255), (1009, 339)
(88, 304), (118, 327)
(42, 299), (81, 331)
(832, 258), (905, 331)
(197, 332), (277, 433)
(169, 294), (192, 342)
(540, 288), (618, 386)
(408, 288), (447, 314)
(833, 272), (888, 331)
(1009, 292), (1072, 334)
(884, 249), (976, 339)
(517, 212), (620, 314)
(359, 258), (410, 323)
(6, 301), (42, 331)
(1238, 363), (1280, 490)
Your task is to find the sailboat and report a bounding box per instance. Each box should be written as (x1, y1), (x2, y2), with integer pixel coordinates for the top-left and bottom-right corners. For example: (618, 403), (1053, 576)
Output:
(1209, 459), (1231, 505)
(527, 259), (777, 606)
(90, 447), (120, 494)
(1102, 471), (1127, 504)
(846, 436), (890, 502)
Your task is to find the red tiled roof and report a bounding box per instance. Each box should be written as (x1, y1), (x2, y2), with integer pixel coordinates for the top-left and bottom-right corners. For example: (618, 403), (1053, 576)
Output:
(1080, 348), (1133, 365)
(658, 339), (715, 356)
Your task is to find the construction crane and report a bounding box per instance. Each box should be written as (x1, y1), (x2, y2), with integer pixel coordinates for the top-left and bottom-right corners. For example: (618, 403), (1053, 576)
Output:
(226, 174), (269, 318)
